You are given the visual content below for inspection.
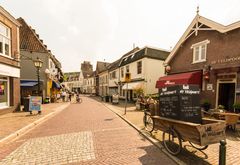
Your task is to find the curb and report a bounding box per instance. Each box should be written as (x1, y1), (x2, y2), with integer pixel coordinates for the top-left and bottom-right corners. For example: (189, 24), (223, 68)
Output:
(0, 103), (70, 145)
(103, 103), (186, 165)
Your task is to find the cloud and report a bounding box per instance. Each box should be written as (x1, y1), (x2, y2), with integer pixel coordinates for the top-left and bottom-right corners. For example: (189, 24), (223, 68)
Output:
(67, 26), (80, 35)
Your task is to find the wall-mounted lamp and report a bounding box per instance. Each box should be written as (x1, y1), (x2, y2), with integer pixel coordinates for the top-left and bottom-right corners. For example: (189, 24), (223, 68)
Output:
(203, 65), (212, 81)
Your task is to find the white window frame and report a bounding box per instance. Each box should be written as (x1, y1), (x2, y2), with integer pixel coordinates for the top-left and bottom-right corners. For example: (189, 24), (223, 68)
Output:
(0, 22), (11, 58)
(191, 40), (210, 64)
(137, 61), (142, 74)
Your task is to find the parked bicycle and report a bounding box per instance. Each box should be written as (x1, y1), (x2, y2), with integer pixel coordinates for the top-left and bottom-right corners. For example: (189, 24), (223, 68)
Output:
(143, 104), (154, 132)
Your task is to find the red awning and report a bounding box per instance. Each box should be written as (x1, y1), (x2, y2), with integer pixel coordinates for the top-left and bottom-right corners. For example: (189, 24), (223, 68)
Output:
(156, 71), (202, 88)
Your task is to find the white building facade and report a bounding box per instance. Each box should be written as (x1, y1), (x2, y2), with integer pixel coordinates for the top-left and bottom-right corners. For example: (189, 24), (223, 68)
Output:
(118, 46), (169, 101)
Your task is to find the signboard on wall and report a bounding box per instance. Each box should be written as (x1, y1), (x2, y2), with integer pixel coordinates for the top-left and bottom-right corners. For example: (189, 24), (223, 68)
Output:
(29, 96), (42, 111)
(207, 84), (213, 91)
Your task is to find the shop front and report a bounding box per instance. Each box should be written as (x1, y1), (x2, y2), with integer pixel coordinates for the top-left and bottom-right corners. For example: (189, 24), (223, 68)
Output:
(0, 76), (9, 108)
(205, 66), (240, 112)
(0, 63), (20, 111)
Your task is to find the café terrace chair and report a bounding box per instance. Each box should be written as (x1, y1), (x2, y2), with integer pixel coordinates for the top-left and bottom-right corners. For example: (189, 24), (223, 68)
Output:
(224, 113), (239, 131)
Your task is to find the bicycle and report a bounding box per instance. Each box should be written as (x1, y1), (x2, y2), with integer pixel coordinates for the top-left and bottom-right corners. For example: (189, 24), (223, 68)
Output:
(143, 105), (154, 132)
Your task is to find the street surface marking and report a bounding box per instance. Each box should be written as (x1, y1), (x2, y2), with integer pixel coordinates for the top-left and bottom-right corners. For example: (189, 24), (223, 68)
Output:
(0, 131), (95, 164)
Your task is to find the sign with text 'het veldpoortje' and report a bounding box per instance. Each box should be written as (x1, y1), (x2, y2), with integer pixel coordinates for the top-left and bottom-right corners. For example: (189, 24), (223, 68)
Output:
(29, 96), (42, 111)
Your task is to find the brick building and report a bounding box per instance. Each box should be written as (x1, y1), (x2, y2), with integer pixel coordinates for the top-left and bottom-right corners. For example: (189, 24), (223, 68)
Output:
(157, 13), (240, 111)
(0, 6), (21, 113)
(17, 18), (63, 103)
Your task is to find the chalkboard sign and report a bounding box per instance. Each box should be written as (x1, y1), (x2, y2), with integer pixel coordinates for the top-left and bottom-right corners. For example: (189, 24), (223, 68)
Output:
(159, 85), (202, 123)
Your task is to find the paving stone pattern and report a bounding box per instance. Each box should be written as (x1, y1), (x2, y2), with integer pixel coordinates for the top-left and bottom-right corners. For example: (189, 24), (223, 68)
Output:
(0, 132), (95, 165)
(0, 96), (176, 165)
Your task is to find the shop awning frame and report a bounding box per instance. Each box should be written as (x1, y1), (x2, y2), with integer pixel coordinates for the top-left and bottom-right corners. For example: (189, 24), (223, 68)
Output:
(52, 80), (61, 89)
(122, 81), (143, 90)
(20, 80), (43, 87)
(156, 71), (202, 88)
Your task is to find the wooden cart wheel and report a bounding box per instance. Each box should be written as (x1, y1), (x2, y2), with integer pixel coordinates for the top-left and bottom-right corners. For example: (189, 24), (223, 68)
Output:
(162, 128), (182, 155)
(189, 141), (208, 150)
(144, 114), (154, 132)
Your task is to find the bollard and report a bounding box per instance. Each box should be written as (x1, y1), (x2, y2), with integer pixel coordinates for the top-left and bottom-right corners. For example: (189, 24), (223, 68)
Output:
(219, 140), (226, 165)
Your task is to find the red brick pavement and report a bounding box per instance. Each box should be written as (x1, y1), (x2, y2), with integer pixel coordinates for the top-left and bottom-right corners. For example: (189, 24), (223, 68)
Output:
(101, 98), (240, 165)
(0, 96), (176, 165)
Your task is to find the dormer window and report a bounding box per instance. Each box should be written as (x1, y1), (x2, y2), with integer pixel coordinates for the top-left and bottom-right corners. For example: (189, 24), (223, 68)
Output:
(191, 40), (210, 63)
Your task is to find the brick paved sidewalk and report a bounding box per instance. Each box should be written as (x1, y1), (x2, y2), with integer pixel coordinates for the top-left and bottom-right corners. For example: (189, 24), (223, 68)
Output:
(0, 102), (70, 142)
(0, 96), (177, 165)
(98, 96), (240, 165)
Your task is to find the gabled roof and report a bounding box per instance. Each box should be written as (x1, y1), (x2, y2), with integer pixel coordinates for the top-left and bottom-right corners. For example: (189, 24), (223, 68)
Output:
(96, 61), (110, 74)
(0, 6), (21, 26)
(108, 59), (121, 72)
(165, 14), (240, 64)
(17, 17), (49, 53)
(119, 46), (169, 67)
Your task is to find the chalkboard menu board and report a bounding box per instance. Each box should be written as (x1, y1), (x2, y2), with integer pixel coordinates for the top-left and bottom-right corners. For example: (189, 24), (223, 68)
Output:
(159, 85), (202, 123)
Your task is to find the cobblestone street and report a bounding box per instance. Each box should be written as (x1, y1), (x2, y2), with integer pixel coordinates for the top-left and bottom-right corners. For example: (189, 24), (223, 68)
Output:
(0, 96), (176, 165)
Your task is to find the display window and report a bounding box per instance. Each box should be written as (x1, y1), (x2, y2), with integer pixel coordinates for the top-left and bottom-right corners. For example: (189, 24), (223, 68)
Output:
(0, 76), (8, 108)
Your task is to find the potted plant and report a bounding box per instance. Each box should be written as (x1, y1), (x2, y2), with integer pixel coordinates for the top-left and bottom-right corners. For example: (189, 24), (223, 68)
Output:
(201, 99), (211, 111)
(233, 102), (240, 113)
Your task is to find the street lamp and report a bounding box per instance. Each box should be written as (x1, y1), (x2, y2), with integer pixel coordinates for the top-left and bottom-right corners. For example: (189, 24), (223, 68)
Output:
(34, 57), (43, 96)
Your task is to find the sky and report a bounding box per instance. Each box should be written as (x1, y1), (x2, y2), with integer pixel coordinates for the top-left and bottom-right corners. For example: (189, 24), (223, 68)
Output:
(1, 0), (240, 72)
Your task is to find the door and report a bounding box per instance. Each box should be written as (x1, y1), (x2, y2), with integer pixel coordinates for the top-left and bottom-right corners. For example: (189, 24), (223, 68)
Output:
(218, 83), (235, 111)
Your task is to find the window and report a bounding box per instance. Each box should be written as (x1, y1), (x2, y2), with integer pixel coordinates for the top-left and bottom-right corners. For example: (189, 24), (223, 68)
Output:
(112, 71), (116, 79)
(191, 40), (210, 63)
(0, 22), (11, 57)
(126, 65), (129, 73)
(106, 75), (108, 83)
(121, 68), (124, 78)
(137, 61), (142, 74)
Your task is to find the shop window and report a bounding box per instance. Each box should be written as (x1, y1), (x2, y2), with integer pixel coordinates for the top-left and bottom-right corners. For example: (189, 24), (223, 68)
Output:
(137, 61), (142, 74)
(191, 40), (210, 63)
(0, 77), (8, 107)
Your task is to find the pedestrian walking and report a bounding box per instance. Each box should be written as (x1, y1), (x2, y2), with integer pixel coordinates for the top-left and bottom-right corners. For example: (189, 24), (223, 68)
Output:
(61, 91), (66, 102)
(68, 92), (72, 102)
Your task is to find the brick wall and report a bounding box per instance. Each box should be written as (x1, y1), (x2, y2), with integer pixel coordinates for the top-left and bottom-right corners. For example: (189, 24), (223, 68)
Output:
(169, 28), (240, 73)
(168, 28), (240, 108)
(0, 10), (20, 113)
